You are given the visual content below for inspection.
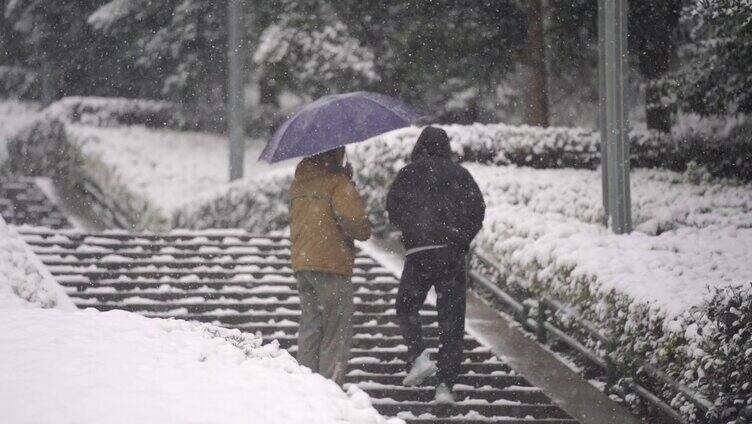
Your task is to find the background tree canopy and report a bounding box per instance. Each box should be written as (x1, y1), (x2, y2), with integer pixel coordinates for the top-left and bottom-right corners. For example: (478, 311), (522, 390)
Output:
(1, 0), (749, 132)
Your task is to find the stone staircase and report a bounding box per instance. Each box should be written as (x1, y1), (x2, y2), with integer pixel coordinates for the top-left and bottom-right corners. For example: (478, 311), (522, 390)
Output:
(21, 228), (577, 423)
(0, 177), (71, 228)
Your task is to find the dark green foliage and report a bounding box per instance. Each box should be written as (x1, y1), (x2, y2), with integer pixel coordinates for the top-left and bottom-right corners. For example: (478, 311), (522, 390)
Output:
(675, 0), (752, 116)
(328, 0), (527, 123)
(703, 284), (752, 423)
(4, 118), (85, 186)
(546, 0), (599, 104)
(253, 0), (379, 99)
(678, 124), (752, 182)
(2, 0), (161, 101)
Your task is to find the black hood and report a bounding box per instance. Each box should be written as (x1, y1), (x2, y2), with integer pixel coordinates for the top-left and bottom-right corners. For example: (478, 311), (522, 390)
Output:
(411, 126), (452, 161)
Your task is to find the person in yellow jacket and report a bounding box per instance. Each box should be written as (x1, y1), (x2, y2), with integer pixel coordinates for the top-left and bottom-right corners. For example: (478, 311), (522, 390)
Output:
(289, 146), (371, 385)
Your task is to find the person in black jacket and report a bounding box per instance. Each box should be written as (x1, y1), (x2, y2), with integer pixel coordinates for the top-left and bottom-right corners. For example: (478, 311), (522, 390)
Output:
(386, 126), (485, 402)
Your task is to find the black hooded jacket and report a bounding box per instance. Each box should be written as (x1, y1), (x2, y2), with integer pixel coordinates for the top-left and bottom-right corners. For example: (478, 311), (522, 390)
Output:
(386, 127), (485, 252)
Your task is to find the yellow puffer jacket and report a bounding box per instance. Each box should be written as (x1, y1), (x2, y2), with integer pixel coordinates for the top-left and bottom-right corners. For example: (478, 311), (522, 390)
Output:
(289, 158), (371, 276)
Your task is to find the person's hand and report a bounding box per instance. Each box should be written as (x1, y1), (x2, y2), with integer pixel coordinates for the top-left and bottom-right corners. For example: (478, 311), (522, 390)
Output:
(343, 162), (354, 179)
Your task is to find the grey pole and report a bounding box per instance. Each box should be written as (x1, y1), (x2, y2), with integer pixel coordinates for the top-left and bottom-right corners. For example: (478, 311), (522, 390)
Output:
(227, 0), (245, 181)
(598, 0), (632, 234)
(598, 0), (609, 228)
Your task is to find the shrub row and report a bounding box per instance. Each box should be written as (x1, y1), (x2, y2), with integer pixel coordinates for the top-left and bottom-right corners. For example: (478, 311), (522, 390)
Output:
(172, 171), (293, 234)
(471, 216), (752, 423)
(46, 96), (187, 129)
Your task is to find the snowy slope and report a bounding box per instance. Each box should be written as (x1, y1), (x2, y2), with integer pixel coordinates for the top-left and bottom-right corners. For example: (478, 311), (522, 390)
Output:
(69, 124), (294, 215)
(0, 304), (398, 424)
(469, 164), (752, 316)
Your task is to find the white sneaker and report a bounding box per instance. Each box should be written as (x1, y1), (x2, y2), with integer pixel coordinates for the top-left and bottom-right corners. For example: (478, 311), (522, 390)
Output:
(402, 349), (437, 386)
(434, 383), (455, 403)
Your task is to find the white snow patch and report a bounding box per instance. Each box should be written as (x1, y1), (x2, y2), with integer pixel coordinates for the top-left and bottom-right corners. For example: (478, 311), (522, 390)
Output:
(0, 303), (402, 424)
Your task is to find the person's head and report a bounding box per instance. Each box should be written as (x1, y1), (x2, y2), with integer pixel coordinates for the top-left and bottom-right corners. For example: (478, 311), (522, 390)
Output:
(411, 126), (452, 161)
(309, 146), (345, 168)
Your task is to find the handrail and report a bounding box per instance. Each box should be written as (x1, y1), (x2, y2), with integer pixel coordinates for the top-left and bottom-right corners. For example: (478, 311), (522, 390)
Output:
(468, 249), (714, 423)
(640, 363), (714, 413)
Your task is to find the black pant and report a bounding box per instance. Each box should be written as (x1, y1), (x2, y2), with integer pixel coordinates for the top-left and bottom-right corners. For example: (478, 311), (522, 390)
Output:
(396, 247), (466, 386)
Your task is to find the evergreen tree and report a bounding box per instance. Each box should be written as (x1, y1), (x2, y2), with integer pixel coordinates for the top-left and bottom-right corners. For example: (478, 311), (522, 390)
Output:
(333, 0), (526, 123)
(675, 0), (752, 116)
(253, 0), (378, 99)
(4, 0), (142, 102)
(629, 0), (683, 132)
(546, 0), (683, 132)
(88, 0), (229, 104)
(523, 0), (548, 127)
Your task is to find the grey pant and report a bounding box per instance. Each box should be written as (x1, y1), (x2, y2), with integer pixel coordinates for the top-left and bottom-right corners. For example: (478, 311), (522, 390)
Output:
(296, 271), (353, 386)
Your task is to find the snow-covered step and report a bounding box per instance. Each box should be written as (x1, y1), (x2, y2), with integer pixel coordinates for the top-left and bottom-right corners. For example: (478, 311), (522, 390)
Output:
(232, 324), (437, 338)
(374, 401), (572, 420)
(141, 312), (440, 327)
(29, 248), (376, 263)
(91, 303), (429, 317)
(41, 259), (386, 273)
(45, 268), (397, 280)
(400, 418), (577, 424)
(346, 373), (528, 389)
(344, 349), (499, 364)
(71, 291), (396, 304)
(23, 229), (577, 423)
(24, 238), (293, 251)
(360, 386), (545, 403)
(57, 280), (400, 293)
(352, 362), (512, 376)
(259, 335), (482, 351)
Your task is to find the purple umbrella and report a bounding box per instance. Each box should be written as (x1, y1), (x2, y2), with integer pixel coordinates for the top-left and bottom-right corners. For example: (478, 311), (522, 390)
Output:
(259, 91), (423, 163)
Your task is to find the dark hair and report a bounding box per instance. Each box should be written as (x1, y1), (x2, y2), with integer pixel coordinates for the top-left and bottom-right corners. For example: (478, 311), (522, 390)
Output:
(310, 146), (345, 171)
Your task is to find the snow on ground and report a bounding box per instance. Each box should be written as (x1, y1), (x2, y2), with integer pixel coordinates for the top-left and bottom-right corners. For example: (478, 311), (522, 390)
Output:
(0, 100), (42, 162)
(0, 304), (398, 424)
(0, 218), (74, 310)
(69, 124), (295, 214)
(469, 164), (752, 316)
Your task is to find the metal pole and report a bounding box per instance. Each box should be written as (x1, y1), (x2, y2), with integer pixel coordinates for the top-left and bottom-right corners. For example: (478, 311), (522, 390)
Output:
(227, 0), (245, 181)
(597, 0), (609, 228)
(598, 0), (632, 234)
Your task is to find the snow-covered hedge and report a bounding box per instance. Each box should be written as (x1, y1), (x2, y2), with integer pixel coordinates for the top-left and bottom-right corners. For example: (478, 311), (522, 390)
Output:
(0, 100), (42, 165)
(466, 164), (752, 423)
(173, 170), (293, 233)
(4, 118), (87, 186)
(46, 96), (187, 129)
(702, 285), (752, 422)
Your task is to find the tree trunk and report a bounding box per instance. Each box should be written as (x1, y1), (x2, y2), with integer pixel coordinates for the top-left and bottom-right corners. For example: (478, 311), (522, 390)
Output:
(40, 57), (55, 106)
(645, 82), (672, 133)
(523, 0), (549, 127)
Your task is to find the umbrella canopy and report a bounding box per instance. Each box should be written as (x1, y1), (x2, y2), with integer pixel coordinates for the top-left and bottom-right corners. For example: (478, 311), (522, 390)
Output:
(259, 91), (423, 163)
